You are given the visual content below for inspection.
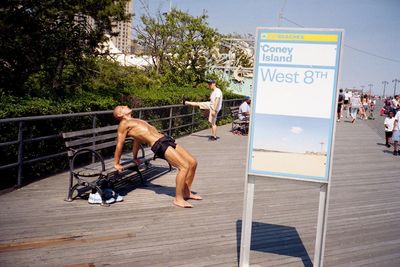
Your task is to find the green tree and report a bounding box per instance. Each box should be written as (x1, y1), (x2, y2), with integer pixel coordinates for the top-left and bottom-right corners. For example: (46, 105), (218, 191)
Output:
(0, 0), (131, 98)
(135, 9), (220, 86)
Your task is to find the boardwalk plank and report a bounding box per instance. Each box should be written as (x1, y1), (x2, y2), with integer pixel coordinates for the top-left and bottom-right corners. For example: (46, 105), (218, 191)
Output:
(0, 109), (399, 266)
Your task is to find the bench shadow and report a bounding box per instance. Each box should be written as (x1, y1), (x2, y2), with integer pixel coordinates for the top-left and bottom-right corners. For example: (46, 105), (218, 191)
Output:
(236, 220), (313, 267)
(114, 164), (175, 197)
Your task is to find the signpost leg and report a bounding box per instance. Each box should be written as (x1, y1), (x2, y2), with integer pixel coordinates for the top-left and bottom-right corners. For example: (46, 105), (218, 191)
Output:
(314, 183), (328, 267)
(240, 175), (255, 267)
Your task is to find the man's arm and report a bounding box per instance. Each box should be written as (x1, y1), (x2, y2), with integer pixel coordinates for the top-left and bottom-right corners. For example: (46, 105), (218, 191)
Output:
(114, 124), (128, 172)
(132, 139), (142, 165)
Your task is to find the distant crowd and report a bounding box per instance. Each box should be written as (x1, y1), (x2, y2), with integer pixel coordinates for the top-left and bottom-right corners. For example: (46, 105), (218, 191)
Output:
(382, 95), (400, 156)
(337, 91), (400, 156)
(337, 89), (376, 123)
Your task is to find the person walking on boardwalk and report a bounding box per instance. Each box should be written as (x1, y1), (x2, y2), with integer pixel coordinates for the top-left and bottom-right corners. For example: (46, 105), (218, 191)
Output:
(384, 111), (395, 148)
(344, 90), (352, 118)
(392, 109), (400, 156)
(113, 105), (201, 208)
(184, 79), (223, 141)
(337, 89), (345, 122)
(349, 93), (361, 123)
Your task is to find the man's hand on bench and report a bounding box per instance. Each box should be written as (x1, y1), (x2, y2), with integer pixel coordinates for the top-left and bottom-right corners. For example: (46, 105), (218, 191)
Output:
(114, 163), (124, 172)
(114, 158), (143, 172)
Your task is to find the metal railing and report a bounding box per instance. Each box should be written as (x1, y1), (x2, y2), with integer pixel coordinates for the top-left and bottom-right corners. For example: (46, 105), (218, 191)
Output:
(0, 99), (242, 188)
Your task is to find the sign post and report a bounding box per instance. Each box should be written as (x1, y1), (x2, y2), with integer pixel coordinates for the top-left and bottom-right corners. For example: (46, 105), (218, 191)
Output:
(240, 28), (344, 267)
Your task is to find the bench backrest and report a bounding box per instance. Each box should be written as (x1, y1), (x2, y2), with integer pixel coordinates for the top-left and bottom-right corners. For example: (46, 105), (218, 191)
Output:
(62, 125), (122, 157)
(230, 106), (240, 118)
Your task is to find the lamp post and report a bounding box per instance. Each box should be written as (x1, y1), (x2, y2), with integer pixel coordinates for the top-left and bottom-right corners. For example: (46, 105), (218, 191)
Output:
(382, 81), (388, 98)
(368, 84), (373, 96)
(360, 85), (365, 94)
(393, 79), (399, 97)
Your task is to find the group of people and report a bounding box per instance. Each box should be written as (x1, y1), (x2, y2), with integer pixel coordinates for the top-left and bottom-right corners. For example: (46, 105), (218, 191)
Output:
(111, 79), (255, 208)
(383, 95), (400, 156)
(113, 79), (224, 208)
(337, 89), (375, 123)
(337, 90), (400, 156)
(382, 95), (400, 115)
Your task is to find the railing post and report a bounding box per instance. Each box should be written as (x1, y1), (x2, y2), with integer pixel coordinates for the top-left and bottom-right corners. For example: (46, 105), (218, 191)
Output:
(191, 108), (196, 134)
(92, 116), (97, 163)
(17, 121), (24, 187)
(168, 107), (173, 136)
(139, 110), (143, 120)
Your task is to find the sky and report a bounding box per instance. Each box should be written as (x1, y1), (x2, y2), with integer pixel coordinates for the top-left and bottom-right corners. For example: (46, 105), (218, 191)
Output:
(133, 0), (400, 96)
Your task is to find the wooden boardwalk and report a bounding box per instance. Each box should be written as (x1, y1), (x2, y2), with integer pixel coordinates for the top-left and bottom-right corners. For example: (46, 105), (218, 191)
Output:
(0, 111), (400, 267)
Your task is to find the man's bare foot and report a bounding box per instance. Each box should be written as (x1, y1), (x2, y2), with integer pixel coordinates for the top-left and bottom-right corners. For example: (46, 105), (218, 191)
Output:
(173, 199), (193, 208)
(184, 194), (203, 200)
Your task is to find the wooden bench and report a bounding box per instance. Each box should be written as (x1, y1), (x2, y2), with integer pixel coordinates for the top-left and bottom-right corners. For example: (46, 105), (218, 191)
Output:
(230, 106), (249, 134)
(62, 125), (171, 206)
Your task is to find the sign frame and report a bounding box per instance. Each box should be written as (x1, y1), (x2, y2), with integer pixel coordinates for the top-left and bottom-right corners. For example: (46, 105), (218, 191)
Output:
(247, 27), (344, 184)
(240, 27), (344, 267)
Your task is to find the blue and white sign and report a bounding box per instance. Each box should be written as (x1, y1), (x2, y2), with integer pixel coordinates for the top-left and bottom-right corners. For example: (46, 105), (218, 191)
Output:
(247, 28), (343, 182)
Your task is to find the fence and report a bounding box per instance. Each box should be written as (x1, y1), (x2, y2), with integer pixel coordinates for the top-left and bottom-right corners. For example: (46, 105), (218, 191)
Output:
(0, 99), (242, 189)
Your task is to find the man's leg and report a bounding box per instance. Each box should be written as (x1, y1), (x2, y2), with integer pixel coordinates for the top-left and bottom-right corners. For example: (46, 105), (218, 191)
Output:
(211, 124), (217, 138)
(350, 108), (356, 122)
(185, 101), (211, 110)
(164, 147), (193, 208)
(208, 112), (218, 139)
(174, 145), (201, 200)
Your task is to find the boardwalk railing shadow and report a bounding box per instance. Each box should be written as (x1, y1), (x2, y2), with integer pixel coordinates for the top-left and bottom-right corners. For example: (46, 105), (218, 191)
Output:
(236, 220), (313, 267)
(190, 133), (212, 139)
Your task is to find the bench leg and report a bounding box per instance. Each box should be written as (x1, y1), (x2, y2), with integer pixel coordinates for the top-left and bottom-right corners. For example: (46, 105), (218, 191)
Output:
(136, 167), (145, 185)
(64, 172), (74, 202)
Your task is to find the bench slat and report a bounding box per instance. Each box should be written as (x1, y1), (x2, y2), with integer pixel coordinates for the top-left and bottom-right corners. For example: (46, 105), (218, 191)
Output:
(66, 140), (118, 157)
(62, 125), (117, 139)
(64, 132), (117, 148)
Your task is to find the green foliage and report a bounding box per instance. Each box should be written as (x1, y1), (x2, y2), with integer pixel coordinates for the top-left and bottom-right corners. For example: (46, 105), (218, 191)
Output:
(136, 8), (220, 86)
(0, 0), (131, 97)
(0, 93), (118, 119)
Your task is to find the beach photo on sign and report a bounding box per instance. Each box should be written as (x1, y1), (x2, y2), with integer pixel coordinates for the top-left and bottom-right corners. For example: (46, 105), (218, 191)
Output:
(251, 113), (330, 178)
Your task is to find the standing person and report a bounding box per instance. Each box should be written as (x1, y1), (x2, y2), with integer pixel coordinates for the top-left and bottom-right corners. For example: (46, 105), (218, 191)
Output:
(349, 93), (361, 123)
(113, 105), (201, 208)
(392, 109), (400, 156)
(184, 79), (223, 141)
(391, 95), (400, 114)
(337, 89), (345, 122)
(344, 90), (352, 118)
(384, 111), (395, 148)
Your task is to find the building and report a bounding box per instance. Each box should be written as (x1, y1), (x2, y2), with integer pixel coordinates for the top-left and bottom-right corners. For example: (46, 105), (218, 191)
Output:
(79, 1), (133, 54)
(110, 1), (133, 54)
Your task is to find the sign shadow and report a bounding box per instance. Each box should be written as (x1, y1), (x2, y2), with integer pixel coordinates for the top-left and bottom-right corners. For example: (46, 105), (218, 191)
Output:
(236, 220), (313, 267)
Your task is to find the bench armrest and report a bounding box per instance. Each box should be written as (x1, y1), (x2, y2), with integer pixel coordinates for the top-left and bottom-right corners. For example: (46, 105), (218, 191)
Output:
(70, 148), (106, 176)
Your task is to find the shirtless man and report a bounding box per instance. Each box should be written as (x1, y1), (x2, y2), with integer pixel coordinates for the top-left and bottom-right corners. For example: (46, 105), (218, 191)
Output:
(113, 105), (201, 208)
